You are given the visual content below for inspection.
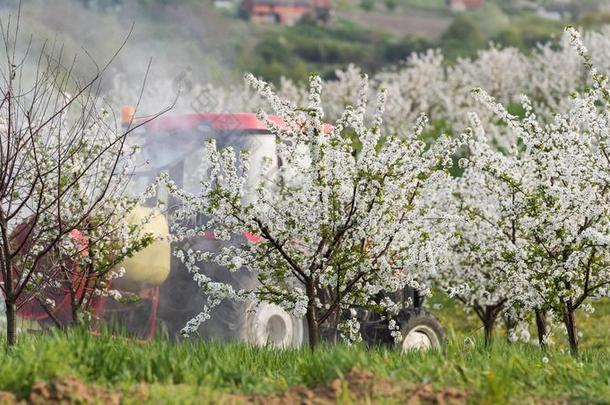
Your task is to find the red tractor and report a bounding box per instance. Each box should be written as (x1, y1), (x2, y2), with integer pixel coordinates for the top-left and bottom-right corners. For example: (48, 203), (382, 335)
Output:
(16, 109), (445, 350)
(9, 111), (306, 346)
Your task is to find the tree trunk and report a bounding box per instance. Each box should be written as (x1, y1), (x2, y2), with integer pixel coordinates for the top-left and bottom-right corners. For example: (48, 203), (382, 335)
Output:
(535, 309), (548, 349)
(483, 318), (494, 347)
(1, 216), (16, 346)
(504, 314), (517, 343)
(306, 304), (320, 349)
(480, 306), (499, 348)
(327, 306), (340, 344)
(563, 306), (578, 356)
(305, 279), (320, 349)
(6, 299), (16, 346)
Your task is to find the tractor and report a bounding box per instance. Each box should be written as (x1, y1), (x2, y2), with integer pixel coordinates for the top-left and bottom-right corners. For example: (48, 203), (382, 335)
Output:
(16, 109), (446, 351)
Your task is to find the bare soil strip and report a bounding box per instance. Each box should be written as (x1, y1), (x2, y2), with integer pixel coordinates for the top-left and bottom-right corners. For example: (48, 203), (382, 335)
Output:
(0, 369), (467, 404)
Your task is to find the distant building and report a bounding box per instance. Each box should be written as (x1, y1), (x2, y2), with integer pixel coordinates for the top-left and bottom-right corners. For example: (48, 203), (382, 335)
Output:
(241, 0), (332, 26)
(447, 0), (484, 12)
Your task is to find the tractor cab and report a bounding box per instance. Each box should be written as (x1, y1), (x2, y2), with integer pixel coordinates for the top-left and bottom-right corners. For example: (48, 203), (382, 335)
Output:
(129, 112), (281, 202)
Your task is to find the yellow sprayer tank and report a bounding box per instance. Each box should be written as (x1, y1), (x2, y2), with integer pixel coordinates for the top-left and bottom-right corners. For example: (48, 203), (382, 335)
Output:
(114, 206), (171, 291)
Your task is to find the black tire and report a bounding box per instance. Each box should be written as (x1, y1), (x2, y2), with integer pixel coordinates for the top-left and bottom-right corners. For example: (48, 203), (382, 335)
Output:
(397, 309), (446, 352)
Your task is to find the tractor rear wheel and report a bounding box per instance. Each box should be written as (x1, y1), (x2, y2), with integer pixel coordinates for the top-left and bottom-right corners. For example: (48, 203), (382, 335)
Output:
(244, 302), (306, 348)
(398, 309), (446, 353)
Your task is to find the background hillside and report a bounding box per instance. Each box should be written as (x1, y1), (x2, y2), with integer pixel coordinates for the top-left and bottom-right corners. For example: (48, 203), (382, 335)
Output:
(2, 0), (610, 88)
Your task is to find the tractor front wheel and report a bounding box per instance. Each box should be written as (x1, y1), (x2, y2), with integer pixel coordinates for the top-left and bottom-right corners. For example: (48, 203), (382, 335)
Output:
(398, 309), (446, 353)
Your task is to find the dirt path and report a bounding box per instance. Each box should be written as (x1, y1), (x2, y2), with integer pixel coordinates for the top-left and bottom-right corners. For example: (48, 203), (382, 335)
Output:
(337, 10), (451, 39)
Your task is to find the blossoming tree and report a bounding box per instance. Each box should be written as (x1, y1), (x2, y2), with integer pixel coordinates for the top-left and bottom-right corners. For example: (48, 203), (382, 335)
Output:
(428, 125), (523, 346)
(163, 73), (454, 348)
(448, 28), (610, 355)
(0, 15), (161, 344)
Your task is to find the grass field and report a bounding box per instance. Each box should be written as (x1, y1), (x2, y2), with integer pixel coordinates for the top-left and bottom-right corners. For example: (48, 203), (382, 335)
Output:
(2, 297), (609, 404)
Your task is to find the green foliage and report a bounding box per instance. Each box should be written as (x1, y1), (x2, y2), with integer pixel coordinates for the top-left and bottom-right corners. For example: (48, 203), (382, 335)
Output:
(511, 16), (563, 50)
(381, 36), (431, 63)
(293, 38), (368, 64)
(241, 22), (388, 83)
(441, 15), (484, 60)
(384, 0), (398, 11)
(360, 0), (374, 12)
(442, 15), (483, 44)
(493, 29), (524, 49)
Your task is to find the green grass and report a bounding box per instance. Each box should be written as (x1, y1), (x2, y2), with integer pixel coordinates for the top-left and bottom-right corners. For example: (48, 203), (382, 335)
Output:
(2, 298), (610, 404)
